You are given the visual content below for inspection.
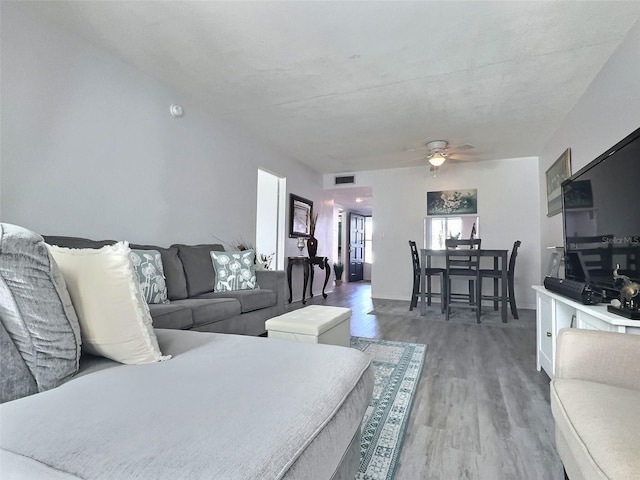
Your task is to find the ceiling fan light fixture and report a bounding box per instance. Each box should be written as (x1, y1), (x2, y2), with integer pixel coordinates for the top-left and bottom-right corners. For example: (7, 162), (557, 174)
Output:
(428, 152), (446, 167)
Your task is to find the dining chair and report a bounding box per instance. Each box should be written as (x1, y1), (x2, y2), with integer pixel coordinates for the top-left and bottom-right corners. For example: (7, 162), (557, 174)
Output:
(408, 240), (446, 313)
(480, 240), (521, 320)
(445, 238), (482, 323)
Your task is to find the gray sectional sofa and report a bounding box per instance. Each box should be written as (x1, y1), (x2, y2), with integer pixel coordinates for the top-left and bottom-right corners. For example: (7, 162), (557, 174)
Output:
(1, 224), (374, 479)
(44, 236), (286, 336)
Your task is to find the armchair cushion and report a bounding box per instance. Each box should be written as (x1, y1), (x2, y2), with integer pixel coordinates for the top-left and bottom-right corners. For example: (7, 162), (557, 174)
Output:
(551, 329), (640, 480)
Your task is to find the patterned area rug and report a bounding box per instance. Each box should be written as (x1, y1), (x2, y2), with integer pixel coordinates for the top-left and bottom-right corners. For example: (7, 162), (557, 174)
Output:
(351, 336), (426, 480)
(368, 299), (534, 328)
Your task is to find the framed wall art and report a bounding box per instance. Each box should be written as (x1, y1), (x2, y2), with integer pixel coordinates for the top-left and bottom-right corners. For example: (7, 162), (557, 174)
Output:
(427, 189), (478, 216)
(546, 148), (571, 217)
(289, 194), (313, 237)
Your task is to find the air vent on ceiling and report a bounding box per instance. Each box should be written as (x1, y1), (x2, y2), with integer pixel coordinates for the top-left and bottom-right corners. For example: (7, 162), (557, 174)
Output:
(334, 175), (355, 185)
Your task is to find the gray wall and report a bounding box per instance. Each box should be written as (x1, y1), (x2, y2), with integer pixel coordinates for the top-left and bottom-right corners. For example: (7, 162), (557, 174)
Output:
(538, 20), (640, 280)
(0, 4), (333, 302)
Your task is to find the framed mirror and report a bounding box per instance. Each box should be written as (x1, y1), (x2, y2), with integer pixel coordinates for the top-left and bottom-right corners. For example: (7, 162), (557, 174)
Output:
(289, 194), (313, 238)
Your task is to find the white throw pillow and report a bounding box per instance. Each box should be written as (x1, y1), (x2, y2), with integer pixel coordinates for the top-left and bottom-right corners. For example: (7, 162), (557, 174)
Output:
(47, 242), (170, 364)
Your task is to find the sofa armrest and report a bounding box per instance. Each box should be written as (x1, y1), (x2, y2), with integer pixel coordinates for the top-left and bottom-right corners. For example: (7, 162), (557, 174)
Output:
(555, 328), (640, 390)
(256, 270), (286, 305)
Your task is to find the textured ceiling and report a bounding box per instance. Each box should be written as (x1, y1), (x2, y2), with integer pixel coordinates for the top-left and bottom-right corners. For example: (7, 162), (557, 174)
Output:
(21, 1), (640, 173)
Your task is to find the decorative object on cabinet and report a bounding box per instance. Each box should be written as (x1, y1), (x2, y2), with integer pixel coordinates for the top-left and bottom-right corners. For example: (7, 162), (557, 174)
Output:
(607, 264), (640, 319)
(545, 148), (571, 217)
(289, 194), (313, 238)
(546, 246), (563, 278)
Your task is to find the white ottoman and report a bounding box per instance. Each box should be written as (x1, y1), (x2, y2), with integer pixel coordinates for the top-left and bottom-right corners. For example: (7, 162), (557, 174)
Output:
(265, 305), (351, 347)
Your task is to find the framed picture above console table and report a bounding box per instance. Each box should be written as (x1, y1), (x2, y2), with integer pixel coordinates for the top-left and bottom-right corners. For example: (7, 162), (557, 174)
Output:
(532, 285), (640, 379)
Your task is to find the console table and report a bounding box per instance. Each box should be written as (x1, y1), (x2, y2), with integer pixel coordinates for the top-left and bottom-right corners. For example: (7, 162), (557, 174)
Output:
(287, 256), (331, 304)
(532, 285), (640, 378)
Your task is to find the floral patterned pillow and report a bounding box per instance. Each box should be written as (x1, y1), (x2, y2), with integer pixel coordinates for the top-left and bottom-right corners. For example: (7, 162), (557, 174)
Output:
(130, 249), (169, 304)
(210, 250), (259, 292)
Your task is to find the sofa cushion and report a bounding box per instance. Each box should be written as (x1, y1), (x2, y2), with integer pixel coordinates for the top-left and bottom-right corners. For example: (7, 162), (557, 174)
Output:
(130, 249), (169, 304)
(0, 329), (373, 480)
(0, 224), (82, 402)
(170, 298), (241, 327)
(48, 242), (169, 365)
(0, 317), (38, 403)
(210, 250), (259, 292)
(130, 244), (188, 301)
(148, 303), (193, 330)
(196, 289), (277, 313)
(43, 235), (116, 249)
(551, 378), (640, 479)
(174, 243), (225, 297)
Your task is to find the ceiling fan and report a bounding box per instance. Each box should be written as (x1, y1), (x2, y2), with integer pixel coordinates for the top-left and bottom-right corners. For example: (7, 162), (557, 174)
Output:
(423, 140), (475, 171)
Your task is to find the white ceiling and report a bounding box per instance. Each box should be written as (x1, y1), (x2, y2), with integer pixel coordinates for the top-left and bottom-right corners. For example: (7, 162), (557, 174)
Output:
(21, 1), (640, 174)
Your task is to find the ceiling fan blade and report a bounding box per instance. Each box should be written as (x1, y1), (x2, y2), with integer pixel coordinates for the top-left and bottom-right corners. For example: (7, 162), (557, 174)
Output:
(450, 143), (474, 151)
(448, 156), (476, 163)
(398, 155), (427, 164)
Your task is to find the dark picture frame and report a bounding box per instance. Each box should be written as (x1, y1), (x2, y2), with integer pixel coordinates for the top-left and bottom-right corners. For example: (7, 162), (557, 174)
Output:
(546, 148), (571, 217)
(289, 194), (313, 238)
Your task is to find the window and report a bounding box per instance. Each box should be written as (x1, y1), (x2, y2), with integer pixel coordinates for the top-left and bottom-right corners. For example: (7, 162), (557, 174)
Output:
(427, 216), (478, 250)
(364, 216), (373, 264)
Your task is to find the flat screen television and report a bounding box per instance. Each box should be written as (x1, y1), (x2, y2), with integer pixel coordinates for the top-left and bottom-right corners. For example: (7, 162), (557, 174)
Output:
(562, 126), (640, 300)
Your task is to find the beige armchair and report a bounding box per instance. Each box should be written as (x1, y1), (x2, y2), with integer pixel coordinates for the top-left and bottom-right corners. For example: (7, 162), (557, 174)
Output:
(551, 328), (640, 480)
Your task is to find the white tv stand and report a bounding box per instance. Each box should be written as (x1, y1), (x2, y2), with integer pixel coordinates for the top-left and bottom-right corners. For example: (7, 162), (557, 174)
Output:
(532, 285), (640, 378)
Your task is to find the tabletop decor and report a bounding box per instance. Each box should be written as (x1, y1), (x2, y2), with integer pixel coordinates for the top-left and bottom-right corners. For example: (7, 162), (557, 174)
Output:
(307, 213), (318, 257)
(427, 189), (477, 215)
(351, 336), (426, 480)
(545, 148), (571, 217)
(296, 237), (305, 255)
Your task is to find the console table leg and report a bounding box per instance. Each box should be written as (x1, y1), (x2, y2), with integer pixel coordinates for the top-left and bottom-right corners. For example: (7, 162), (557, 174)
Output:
(287, 262), (293, 303)
(322, 259), (330, 298)
(302, 263), (309, 305)
(309, 265), (315, 297)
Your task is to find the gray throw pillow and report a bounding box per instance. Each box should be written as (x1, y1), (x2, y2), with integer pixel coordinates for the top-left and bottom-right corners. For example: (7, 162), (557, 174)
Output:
(210, 250), (259, 292)
(130, 249), (169, 304)
(0, 223), (81, 400)
(175, 243), (225, 296)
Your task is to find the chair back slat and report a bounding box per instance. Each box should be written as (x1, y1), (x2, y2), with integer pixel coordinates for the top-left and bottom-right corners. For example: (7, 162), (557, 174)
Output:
(445, 238), (481, 271)
(408, 240), (420, 276)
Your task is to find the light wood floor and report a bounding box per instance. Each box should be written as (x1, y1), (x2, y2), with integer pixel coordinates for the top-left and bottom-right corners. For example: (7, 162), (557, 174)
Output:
(288, 281), (563, 480)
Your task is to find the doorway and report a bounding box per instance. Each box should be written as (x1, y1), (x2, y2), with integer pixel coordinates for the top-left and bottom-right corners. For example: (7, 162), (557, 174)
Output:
(349, 213), (365, 282)
(256, 169), (286, 270)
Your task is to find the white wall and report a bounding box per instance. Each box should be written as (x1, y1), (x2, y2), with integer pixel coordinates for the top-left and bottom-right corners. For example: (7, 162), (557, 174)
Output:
(538, 20), (640, 280)
(0, 4), (328, 302)
(326, 157), (541, 309)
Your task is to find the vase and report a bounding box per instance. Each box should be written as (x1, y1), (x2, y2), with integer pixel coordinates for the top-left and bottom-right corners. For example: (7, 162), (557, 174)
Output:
(307, 236), (318, 257)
